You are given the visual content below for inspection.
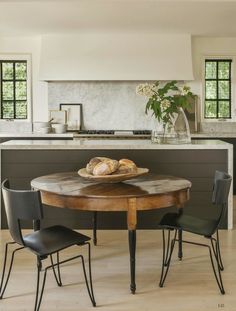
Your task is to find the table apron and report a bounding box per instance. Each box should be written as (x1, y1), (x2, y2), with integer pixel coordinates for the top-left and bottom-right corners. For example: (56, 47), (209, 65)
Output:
(40, 189), (189, 212)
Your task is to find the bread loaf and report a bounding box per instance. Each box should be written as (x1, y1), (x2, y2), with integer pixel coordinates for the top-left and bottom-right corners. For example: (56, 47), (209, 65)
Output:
(86, 157), (102, 174)
(93, 159), (119, 176)
(116, 158), (137, 174)
(86, 157), (110, 174)
(85, 157), (137, 176)
(119, 159), (136, 167)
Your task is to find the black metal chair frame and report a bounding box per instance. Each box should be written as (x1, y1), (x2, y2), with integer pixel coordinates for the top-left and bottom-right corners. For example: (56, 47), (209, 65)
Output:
(0, 180), (96, 311)
(158, 171), (231, 295)
(159, 228), (225, 294)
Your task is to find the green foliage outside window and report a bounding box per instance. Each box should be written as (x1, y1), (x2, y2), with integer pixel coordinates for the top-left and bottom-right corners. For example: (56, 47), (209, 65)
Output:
(0, 61), (27, 119)
(204, 59), (232, 119)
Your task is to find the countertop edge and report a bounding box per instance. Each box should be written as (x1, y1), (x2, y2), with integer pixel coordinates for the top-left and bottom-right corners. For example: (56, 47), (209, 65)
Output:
(0, 139), (233, 150)
(1, 132), (236, 139)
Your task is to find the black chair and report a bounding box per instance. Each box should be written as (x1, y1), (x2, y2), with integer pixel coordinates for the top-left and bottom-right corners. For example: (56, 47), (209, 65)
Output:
(158, 171), (231, 294)
(0, 179), (96, 311)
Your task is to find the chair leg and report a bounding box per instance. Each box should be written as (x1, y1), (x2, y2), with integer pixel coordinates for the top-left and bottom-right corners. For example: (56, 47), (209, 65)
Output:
(35, 251), (96, 311)
(0, 242), (14, 295)
(209, 238), (225, 294)
(216, 230), (224, 271)
(211, 231), (224, 272)
(0, 242), (24, 299)
(93, 211), (97, 246)
(50, 252), (62, 286)
(159, 229), (177, 288)
(159, 236), (226, 295)
(164, 230), (170, 266)
(34, 260), (41, 311)
(179, 238), (225, 294)
(81, 242), (96, 307)
(34, 259), (48, 311)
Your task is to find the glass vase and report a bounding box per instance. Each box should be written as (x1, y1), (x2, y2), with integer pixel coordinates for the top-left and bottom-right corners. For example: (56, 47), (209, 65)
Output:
(163, 108), (191, 144)
(151, 108), (191, 144)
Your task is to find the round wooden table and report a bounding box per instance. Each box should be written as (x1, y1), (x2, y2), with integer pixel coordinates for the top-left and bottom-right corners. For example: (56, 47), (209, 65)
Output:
(31, 172), (191, 294)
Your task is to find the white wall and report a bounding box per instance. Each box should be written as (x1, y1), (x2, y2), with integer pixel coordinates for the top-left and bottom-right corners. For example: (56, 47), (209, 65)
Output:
(0, 36), (48, 125)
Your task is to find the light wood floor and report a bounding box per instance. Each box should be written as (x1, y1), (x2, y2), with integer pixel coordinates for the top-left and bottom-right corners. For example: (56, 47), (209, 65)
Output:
(0, 228), (236, 311)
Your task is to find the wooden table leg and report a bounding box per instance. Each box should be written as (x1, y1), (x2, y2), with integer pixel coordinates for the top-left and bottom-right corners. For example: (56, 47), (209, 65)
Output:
(32, 186), (41, 232)
(129, 229), (136, 294)
(177, 207), (183, 260)
(178, 229), (183, 260)
(92, 211), (97, 246)
(127, 198), (137, 294)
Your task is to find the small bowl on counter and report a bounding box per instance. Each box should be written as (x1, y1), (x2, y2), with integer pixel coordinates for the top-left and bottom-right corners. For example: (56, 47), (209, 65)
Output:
(51, 123), (68, 134)
(37, 127), (51, 134)
(33, 121), (52, 133)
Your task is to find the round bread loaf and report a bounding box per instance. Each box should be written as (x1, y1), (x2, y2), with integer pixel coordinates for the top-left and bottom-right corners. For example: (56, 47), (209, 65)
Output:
(116, 158), (137, 174)
(116, 165), (137, 174)
(96, 157), (111, 161)
(119, 159), (136, 167)
(86, 157), (111, 174)
(93, 159), (119, 176)
(86, 157), (102, 174)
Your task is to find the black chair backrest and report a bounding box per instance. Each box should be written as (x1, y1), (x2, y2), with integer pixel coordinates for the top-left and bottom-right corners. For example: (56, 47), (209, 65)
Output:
(1, 179), (43, 246)
(212, 171), (232, 205)
(211, 171), (231, 229)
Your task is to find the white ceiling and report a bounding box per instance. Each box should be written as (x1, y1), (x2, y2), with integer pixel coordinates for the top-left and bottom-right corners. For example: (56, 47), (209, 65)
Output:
(0, 0), (236, 36)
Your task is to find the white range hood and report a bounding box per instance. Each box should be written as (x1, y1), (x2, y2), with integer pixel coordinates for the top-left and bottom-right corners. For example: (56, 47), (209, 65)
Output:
(39, 33), (193, 81)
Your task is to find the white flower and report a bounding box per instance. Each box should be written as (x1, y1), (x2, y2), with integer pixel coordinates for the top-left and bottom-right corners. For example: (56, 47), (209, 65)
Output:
(180, 85), (191, 95)
(161, 99), (171, 109)
(136, 83), (156, 98)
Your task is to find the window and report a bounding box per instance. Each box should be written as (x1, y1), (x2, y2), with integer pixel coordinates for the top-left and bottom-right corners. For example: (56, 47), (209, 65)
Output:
(204, 59), (232, 119)
(0, 60), (28, 119)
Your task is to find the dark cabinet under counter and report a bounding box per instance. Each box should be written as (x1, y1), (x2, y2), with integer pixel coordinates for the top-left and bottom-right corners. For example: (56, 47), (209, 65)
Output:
(193, 137), (236, 194)
(0, 139), (232, 230)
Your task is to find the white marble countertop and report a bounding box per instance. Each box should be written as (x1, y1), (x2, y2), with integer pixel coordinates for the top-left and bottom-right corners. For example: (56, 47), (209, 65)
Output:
(0, 132), (74, 138)
(0, 132), (236, 139)
(0, 139), (233, 150)
(191, 132), (236, 138)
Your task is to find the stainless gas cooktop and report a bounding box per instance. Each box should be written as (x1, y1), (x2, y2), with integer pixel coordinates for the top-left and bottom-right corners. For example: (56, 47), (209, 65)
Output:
(74, 130), (151, 138)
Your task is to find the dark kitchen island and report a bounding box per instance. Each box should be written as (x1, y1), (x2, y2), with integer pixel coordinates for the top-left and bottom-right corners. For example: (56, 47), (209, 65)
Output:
(0, 139), (233, 230)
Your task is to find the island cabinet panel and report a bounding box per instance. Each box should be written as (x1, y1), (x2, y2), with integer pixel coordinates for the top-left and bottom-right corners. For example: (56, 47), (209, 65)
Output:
(194, 138), (236, 194)
(1, 149), (228, 229)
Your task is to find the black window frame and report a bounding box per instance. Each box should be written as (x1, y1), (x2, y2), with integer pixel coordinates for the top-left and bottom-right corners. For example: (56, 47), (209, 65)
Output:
(204, 59), (232, 119)
(0, 60), (28, 120)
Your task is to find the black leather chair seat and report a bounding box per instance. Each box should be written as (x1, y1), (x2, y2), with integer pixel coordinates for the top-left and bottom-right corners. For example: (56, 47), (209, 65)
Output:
(159, 213), (218, 237)
(24, 225), (90, 257)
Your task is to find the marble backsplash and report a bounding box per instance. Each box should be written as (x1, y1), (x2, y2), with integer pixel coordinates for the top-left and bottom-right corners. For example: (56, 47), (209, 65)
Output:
(1, 80), (236, 133)
(0, 121), (32, 133)
(48, 81), (236, 133)
(48, 81), (158, 130)
(200, 122), (236, 133)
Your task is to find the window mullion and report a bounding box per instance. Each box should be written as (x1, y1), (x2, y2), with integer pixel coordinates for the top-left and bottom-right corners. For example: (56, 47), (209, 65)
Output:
(216, 61), (219, 118)
(229, 61), (232, 118)
(13, 62), (16, 119)
(0, 62), (2, 118)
